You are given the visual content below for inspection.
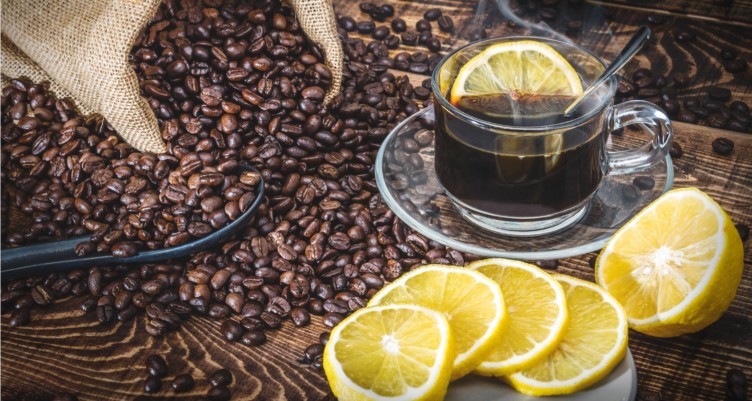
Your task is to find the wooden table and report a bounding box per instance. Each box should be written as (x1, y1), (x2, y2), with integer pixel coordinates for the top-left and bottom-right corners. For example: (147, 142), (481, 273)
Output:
(2, 1), (751, 400)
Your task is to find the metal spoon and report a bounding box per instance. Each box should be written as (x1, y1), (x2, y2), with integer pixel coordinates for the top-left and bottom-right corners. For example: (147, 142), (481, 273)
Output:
(1, 164), (265, 280)
(563, 26), (651, 117)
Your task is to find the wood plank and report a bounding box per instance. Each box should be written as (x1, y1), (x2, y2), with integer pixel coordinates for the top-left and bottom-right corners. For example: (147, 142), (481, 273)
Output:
(1, 301), (333, 400)
(594, 0), (752, 26)
(3, 1), (752, 400)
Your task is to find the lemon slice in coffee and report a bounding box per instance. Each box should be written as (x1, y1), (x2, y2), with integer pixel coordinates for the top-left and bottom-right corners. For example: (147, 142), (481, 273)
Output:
(449, 40), (583, 118)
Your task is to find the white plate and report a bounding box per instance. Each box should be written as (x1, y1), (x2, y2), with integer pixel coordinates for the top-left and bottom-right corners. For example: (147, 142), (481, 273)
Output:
(446, 349), (637, 401)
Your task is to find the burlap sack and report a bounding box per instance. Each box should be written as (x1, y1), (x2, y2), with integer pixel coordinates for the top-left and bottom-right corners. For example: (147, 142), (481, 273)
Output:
(1, 0), (342, 154)
(288, 0), (343, 104)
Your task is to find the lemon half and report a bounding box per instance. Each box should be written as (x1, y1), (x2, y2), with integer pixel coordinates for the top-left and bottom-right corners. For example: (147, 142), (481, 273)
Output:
(595, 187), (744, 337)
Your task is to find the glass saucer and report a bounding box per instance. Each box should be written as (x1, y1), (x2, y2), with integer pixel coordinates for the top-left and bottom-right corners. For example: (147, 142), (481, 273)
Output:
(375, 106), (674, 260)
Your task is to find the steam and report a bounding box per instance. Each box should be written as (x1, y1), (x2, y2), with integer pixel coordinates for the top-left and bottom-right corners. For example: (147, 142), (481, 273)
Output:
(493, 0), (572, 43)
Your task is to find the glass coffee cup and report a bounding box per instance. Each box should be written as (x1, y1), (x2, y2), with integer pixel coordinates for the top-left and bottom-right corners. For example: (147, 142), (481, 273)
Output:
(432, 37), (673, 236)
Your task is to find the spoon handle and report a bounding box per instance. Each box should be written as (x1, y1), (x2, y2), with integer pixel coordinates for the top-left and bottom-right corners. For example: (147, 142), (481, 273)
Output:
(564, 26), (651, 117)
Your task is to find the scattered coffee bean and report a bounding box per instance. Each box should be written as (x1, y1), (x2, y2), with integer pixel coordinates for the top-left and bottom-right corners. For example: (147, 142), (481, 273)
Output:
(146, 355), (168, 377)
(208, 385), (232, 401)
(621, 184), (642, 201)
(171, 374), (195, 393)
(425, 37), (442, 53)
(633, 176), (656, 190)
(391, 18), (406, 32)
(356, 20), (375, 34)
(415, 19), (431, 32)
(708, 87), (732, 102)
(437, 15), (454, 32)
(726, 368), (747, 401)
(669, 142), (683, 158)
(339, 16), (356, 32)
(210, 369), (233, 387)
(380, 4), (394, 17)
(711, 137), (734, 155)
(724, 59), (748, 73)
(144, 376), (162, 393)
(424, 8), (442, 21)
(535, 260), (558, 269)
(241, 330), (267, 346)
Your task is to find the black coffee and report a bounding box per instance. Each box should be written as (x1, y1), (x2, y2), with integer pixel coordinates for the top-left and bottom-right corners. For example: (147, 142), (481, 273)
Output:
(435, 94), (608, 218)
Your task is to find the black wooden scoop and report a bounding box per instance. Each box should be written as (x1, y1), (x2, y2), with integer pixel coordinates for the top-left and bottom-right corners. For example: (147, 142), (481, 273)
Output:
(1, 165), (265, 280)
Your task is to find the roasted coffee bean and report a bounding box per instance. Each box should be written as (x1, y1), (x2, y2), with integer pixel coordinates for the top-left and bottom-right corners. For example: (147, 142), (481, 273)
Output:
(144, 376), (162, 393)
(437, 15), (454, 32)
(210, 369), (233, 387)
(724, 59), (748, 73)
(712, 137), (734, 155)
(96, 304), (116, 324)
(633, 176), (656, 190)
(359, 2), (376, 13)
(676, 109), (697, 124)
(426, 38), (441, 53)
(339, 16), (356, 32)
(31, 285), (54, 305)
(401, 31), (418, 45)
(356, 21), (375, 34)
(726, 368), (747, 401)
(415, 19), (431, 32)
(291, 306), (311, 326)
(9, 306), (31, 327)
(208, 386), (232, 401)
(674, 30), (695, 42)
(323, 312), (344, 327)
(242, 330), (267, 346)
(172, 374), (195, 393)
(669, 142), (683, 158)
(621, 184), (642, 201)
(424, 8), (442, 21)
(305, 343), (324, 362)
(112, 242), (137, 258)
(391, 18), (406, 32)
(146, 355), (168, 377)
(222, 320), (244, 341)
(380, 4), (394, 17)
(373, 26), (390, 40)
(730, 101), (750, 114)
(708, 87), (732, 101)
(535, 260), (558, 269)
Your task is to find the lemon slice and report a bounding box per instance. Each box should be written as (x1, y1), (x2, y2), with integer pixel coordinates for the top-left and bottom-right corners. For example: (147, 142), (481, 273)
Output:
(468, 258), (568, 376)
(323, 304), (455, 401)
(368, 265), (507, 380)
(595, 187), (744, 337)
(505, 274), (628, 396)
(449, 40), (583, 107)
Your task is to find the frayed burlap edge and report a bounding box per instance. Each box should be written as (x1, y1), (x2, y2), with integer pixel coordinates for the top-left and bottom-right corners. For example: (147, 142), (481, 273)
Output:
(1, 34), (89, 115)
(2, 0), (167, 154)
(287, 0), (343, 104)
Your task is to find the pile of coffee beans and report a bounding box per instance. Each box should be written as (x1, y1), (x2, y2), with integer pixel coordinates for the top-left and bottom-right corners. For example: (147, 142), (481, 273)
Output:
(1, 81), (261, 258)
(1, 0), (474, 352)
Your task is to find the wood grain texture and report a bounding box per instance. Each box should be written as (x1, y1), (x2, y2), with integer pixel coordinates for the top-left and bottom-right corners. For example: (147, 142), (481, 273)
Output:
(3, 0), (752, 400)
(1, 300), (333, 401)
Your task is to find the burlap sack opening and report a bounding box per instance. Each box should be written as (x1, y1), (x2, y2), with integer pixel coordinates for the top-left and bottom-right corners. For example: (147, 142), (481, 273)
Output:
(1, 0), (342, 154)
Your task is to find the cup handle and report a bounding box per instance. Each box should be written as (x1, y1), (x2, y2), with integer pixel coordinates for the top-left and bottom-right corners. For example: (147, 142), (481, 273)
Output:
(607, 100), (673, 175)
